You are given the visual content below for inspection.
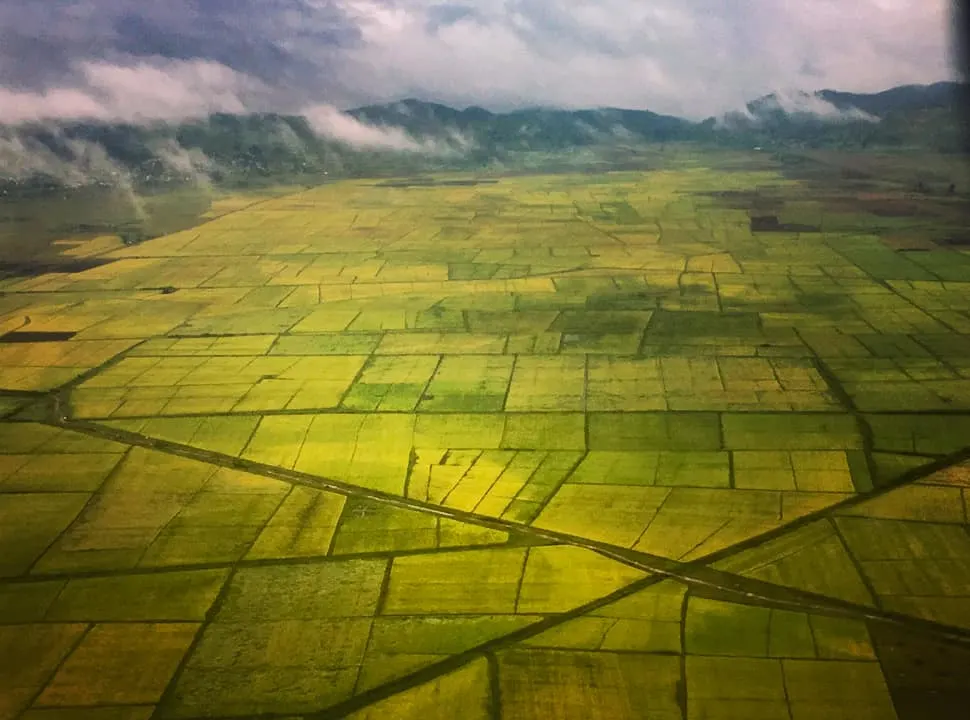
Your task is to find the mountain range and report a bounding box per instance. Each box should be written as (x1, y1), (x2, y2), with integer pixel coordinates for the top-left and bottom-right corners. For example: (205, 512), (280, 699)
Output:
(349, 81), (968, 149)
(1, 81), (967, 193)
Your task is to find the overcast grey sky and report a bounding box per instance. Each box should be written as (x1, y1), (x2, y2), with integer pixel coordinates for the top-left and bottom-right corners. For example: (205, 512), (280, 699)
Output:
(0, 0), (957, 123)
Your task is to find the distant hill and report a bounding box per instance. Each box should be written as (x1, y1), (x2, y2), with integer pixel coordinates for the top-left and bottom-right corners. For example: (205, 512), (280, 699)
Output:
(0, 112), (455, 195)
(721, 81), (969, 151)
(349, 82), (968, 153)
(1, 81), (967, 194)
(818, 81), (963, 116)
(347, 100), (696, 152)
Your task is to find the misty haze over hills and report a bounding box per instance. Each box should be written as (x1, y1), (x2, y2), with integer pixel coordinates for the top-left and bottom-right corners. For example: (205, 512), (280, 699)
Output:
(1, 81), (967, 193)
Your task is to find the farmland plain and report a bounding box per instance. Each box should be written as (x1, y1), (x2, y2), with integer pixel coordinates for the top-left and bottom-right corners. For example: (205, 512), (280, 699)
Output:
(2, 148), (970, 718)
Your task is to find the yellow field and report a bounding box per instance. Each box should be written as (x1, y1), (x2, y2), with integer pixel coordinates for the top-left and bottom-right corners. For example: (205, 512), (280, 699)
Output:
(2, 159), (969, 717)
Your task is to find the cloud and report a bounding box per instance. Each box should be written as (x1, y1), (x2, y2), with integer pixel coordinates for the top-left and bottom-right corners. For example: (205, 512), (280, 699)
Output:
(740, 90), (881, 123)
(149, 138), (216, 186)
(0, 59), (264, 124)
(0, 127), (134, 188)
(341, 0), (954, 118)
(770, 92), (880, 121)
(303, 104), (423, 150)
(0, 88), (108, 126)
(302, 103), (466, 152)
(425, 4), (484, 34)
(0, 0), (957, 121)
(81, 60), (255, 121)
(0, 1), (363, 109)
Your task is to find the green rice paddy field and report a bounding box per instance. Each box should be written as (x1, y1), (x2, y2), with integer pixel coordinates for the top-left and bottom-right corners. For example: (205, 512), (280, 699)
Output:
(1, 149), (970, 718)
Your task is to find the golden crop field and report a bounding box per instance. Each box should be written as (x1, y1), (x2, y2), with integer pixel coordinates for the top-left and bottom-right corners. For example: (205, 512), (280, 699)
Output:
(2, 155), (970, 718)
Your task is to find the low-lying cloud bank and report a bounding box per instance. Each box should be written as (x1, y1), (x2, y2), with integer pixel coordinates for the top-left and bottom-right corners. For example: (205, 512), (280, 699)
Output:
(301, 103), (466, 153)
(754, 91), (879, 122)
(0, 131), (117, 185)
(0, 55), (891, 154)
(0, 125), (213, 188)
(0, 57), (464, 157)
(0, 59), (259, 125)
(719, 89), (882, 128)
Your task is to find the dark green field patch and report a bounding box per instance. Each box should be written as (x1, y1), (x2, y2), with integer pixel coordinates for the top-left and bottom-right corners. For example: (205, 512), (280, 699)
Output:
(647, 310), (762, 339)
(0, 331), (77, 344)
(585, 292), (658, 312)
(551, 310), (652, 335)
(602, 202), (643, 225)
(587, 412), (722, 451)
(826, 236), (940, 281)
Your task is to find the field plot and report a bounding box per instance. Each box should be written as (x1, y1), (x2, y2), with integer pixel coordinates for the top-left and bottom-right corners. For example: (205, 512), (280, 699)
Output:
(2, 154), (970, 718)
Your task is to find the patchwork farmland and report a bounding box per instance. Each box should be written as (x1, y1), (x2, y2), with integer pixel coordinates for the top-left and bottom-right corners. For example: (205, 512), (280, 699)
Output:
(2, 153), (970, 718)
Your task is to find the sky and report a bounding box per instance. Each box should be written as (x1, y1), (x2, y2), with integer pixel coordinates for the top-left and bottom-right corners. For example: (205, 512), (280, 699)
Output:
(0, 0), (958, 124)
